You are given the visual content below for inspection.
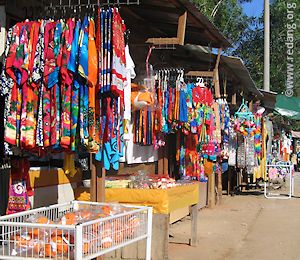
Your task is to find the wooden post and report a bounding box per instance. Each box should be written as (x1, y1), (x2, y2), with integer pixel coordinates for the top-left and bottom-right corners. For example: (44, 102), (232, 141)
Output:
(189, 204), (198, 246)
(208, 172), (215, 208)
(158, 147), (164, 176)
(89, 154), (105, 260)
(227, 167), (232, 195)
(213, 48), (222, 99)
(217, 165), (222, 204)
(163, 139), (169, 176)
(231, 93), (237, 105)
(97, 166), (106, 202)
(249, 100), (253, 112)
(90, 153), (97, 202)
(177, 11), (187, 45)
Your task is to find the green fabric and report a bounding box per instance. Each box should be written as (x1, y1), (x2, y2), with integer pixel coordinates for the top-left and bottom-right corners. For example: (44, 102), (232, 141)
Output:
(275, 94), (300, 120)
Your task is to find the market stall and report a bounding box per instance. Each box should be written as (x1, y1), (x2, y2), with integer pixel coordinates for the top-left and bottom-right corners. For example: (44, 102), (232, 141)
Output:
(74, 177), (199, 259)
(0, 0), (238, 259)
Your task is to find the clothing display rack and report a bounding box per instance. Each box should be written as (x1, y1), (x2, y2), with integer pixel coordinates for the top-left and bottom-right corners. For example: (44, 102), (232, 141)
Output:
(44, 0), (140, 10)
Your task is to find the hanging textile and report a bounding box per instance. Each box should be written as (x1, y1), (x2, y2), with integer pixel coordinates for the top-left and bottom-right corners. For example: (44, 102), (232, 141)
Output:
(6, 158), (33, 214)
(0, 9), (127, 172)
(148, 71), (219, 181)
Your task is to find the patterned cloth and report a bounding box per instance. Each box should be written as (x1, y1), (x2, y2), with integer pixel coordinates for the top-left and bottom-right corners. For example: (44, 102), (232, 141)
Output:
(1, 13), (128, 170)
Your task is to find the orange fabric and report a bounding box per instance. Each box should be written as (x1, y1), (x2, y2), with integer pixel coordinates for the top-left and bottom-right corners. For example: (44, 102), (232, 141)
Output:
(88, 18), (98, 87)
(131, 91), (155, 108)
(204, 158), (214, 175)
(88, 18), (99, 152)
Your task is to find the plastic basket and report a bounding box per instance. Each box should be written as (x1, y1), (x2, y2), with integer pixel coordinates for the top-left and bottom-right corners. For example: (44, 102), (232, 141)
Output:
(0, 201), (152, 260)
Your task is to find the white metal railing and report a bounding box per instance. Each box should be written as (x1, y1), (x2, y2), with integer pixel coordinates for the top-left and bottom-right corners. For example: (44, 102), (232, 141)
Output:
(0, 201), (152, 260)
(264, 162), (294, 199)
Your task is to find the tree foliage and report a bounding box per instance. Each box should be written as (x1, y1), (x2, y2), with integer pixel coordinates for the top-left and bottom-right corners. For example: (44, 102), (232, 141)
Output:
(192, 0), (254, 49)
(192, 0), (300, 129)
(235, 0), (300, 96)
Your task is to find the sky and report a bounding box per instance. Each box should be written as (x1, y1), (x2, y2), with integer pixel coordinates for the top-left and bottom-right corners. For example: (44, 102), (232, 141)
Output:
(242, 0), (264, 17)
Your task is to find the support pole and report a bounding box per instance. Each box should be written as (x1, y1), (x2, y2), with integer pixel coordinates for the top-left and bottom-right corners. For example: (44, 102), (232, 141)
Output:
(213, 48), (222, 98)
(217, 165), (222, 204)
(208, 172), (215, 208)
(158, 147), (164, 176)
(163, 138), (169, 176)
(90, 155), (105, 260)
(264, 0), (270, 91)
(90, 153), (97, 202)
(97, 166), (106, 202)
(189, 204), (198, 246)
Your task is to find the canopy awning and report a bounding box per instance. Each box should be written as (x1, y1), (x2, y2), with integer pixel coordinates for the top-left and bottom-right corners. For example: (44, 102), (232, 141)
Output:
(291, 131), (300, 138)
(275, 94), (300, 120)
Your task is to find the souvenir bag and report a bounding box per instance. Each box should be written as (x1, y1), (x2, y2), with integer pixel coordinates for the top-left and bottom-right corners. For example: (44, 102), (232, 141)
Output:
(6, 158), (32, 214)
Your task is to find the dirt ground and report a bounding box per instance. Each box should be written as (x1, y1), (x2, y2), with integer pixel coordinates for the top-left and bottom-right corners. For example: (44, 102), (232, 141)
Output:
(169, 172), (300, 260)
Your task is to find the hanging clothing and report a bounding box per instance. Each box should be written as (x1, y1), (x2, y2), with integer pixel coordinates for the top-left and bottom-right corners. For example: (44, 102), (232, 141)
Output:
(125, 121), (158, 164)
(111, 8), (127, 99)
(87, 17), (99, 152)
(60, 18), (75, 149)
(124, 45), (136, 121)
(0, 13), (133, 172)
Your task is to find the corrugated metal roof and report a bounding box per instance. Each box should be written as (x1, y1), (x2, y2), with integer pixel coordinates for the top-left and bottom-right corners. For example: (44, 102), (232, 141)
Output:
(220, 55), (263, 97)
(258, 89), (277, 110)
(169, 44), (262, 96)
(11, 0), (231, 48)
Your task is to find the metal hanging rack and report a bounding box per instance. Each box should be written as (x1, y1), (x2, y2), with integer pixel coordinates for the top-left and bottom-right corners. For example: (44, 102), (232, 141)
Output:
(44, 0), (140, 13)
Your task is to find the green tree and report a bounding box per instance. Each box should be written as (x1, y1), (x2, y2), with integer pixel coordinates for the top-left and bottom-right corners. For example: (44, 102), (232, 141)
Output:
(234, 0), (300, 96)
(193, 0), (300, 97)
(192, 0), (254, 49)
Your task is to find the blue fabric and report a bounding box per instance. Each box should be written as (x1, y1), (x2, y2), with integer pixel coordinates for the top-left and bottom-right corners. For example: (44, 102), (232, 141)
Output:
(68, 20), (80, 74)
(47, 68), (59, 88)
(222, 162), (229, 172)
(78, 16), (89, 80)
(179, 90), (188, 122)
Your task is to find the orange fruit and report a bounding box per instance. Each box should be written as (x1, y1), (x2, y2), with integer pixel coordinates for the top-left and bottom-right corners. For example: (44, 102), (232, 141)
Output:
(83, 242), (89, 254)
(101, 205), (112, 215)
(64, 212), (77, 220)
(36, 216), (49, 224)
(113, 230), (124, 243)
(15, 235), (31, 247)
(44, 244), (56, 257)
(101, 238), (113, 249)
(52, 236), (68, 254)
(80, 210), (92, 220)
(33, 241), (44, 254)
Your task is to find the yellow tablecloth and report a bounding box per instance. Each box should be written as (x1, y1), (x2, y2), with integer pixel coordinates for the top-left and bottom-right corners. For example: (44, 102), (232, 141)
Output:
(74, 183), (199, 214)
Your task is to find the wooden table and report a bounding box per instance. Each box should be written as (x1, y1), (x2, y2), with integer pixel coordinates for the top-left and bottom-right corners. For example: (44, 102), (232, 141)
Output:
(75, 183), (200, 259)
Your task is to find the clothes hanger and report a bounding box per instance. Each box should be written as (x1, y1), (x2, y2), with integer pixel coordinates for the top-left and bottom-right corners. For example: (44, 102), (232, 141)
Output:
(124, 29), (130, 45)
(196, 77), (205, 88)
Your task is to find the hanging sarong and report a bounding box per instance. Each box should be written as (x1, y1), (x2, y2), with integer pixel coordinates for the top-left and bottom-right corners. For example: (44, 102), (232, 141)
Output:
(60, 18), (75, 149)
(68, 20), (81, 151)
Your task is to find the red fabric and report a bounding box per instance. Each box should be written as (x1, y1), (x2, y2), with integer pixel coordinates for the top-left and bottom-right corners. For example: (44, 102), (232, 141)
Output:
(192, 86), (213, 106)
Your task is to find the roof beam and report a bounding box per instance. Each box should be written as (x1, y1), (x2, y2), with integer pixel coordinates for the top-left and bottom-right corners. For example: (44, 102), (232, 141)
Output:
(146, 11), (187, 46)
